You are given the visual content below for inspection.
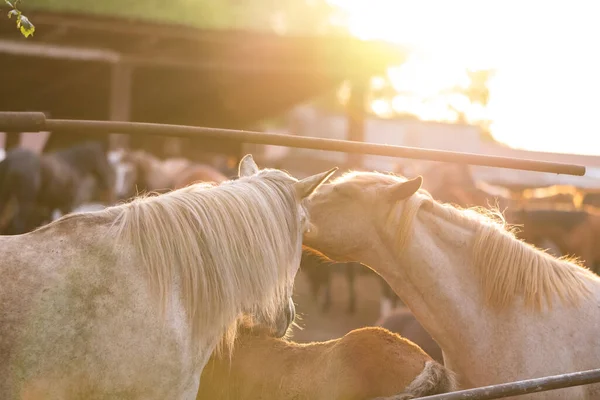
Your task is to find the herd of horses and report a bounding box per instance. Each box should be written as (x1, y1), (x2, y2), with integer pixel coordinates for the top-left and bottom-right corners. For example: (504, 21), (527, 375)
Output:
(1, 140), (600, 399)
(0, 143), (231, 235)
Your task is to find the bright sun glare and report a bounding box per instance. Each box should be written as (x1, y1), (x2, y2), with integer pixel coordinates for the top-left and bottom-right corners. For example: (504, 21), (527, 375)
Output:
(328, 0), (600, 156)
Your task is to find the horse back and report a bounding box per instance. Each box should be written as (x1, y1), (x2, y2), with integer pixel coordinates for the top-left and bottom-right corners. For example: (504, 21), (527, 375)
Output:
(0, 220), (102, 396)
(332, 327), (444, 399)
(0, 214), (200, 399)
(198, 326), (447, 400)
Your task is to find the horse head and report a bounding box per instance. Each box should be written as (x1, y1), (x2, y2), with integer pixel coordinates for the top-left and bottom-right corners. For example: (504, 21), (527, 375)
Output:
(233, 154), (337, 339)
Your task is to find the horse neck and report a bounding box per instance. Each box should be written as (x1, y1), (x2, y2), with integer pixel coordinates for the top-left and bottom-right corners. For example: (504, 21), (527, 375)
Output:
(376, 200), (501, 373)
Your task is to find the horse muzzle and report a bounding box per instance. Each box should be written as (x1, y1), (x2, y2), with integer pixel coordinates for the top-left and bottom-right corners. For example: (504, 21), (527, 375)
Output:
(273, 297), (295, 338)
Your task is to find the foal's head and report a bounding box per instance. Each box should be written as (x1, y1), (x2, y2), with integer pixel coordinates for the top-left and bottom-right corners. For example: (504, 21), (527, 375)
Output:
(304, 171), (423, 261)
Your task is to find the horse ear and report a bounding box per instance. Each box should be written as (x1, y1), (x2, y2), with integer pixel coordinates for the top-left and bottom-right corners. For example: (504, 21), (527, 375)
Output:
(294, 167), (338, 200)
(238, 154), (259, 177)
(387, 176), (423, 202)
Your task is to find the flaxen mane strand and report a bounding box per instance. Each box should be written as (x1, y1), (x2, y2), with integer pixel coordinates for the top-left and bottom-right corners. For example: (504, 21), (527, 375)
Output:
(107, 170), (304, 354)
(394, 181), (595, 312)
(469, 212), (593, 312)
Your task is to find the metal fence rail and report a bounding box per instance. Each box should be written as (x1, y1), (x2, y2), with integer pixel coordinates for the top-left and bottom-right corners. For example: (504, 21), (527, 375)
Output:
(0, 111), (586, 176)
(413, 368), (600, 399)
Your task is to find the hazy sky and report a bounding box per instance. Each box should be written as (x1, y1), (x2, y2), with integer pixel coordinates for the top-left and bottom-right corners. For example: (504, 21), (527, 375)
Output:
(330, 0), (600, 155)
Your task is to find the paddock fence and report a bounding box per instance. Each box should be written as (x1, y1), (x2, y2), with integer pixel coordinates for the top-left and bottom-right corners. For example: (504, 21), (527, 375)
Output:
(1, 111), (597, 399)
(412, 368), (600, 399)
(0, 111), (586, 176)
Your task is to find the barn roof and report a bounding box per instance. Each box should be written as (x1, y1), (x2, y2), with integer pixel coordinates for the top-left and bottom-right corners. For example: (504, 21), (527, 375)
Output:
(0, 10), (406, 128)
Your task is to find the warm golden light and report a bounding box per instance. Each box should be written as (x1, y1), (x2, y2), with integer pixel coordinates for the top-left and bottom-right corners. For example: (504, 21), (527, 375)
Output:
(329, 0), (600, 155)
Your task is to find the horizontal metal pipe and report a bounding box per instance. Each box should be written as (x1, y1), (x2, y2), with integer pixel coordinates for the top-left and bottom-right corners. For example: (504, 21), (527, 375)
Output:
(413, 368), (600, 399)
(0, 112), (47, 132)
(0, 112), (586, 176)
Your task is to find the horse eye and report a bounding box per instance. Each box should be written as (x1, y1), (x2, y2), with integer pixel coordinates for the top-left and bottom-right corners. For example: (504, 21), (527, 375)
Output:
(333, 186), (351, 197)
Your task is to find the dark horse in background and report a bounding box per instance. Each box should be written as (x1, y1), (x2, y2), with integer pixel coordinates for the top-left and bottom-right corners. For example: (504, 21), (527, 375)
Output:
(508, 207), (600, 273)
(0, 149), (47, 235)
(0, 141), (115, 235)
(40, 141), (116, 215)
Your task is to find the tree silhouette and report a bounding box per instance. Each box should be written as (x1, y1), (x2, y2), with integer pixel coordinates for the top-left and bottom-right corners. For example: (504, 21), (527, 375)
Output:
(464, 69), (494, 106)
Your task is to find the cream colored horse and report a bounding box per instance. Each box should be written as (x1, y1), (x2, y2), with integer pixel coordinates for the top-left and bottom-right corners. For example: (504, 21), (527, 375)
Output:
(304, 170), (600, 399)
(0, 154), (336, 400)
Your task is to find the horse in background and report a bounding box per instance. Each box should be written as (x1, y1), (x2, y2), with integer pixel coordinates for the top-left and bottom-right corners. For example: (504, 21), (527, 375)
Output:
(419, 162), (512, 210)
(0, 142), (115, 235)
(0, 155), (336, 399)
(0, 148), (49, 235)
(40, 141), (116, 220)
(114, 149), (229, 200)
(583, 191), (600, 208)
(197, 323), (456, 400)
(116, 149), (190, 196)
(508, 207), (600, 272)
(173, 163), (228, 189)
(377, 307), (444, 365)
(517, 184), (584, 208)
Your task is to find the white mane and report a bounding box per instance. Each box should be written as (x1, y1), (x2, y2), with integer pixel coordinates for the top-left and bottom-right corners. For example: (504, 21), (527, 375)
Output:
(107, 169), (305, 353)
(396, 185), (596, 312)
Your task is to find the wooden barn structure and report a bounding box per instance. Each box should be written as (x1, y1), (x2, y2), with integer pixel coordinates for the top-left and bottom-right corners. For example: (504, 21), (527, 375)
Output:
(0, 10), (405, 167)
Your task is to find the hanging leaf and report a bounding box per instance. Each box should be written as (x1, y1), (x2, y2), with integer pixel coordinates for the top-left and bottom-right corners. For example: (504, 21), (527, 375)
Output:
(17, 14), (34, 37)
(4, 0), (14, 7)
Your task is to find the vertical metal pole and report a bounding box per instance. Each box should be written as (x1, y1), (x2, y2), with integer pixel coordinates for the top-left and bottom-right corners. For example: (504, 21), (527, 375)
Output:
(109, 62), (133, 149)
(346, 77), (368, 169)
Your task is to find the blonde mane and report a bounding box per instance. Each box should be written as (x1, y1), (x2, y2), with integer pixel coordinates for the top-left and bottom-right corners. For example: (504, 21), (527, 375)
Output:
(339, 171), (596, 312)
(104, 169), (304, 354)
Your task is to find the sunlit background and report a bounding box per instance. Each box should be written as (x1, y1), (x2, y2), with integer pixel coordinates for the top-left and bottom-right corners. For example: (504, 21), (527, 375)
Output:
(328, 0), (600, 155)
